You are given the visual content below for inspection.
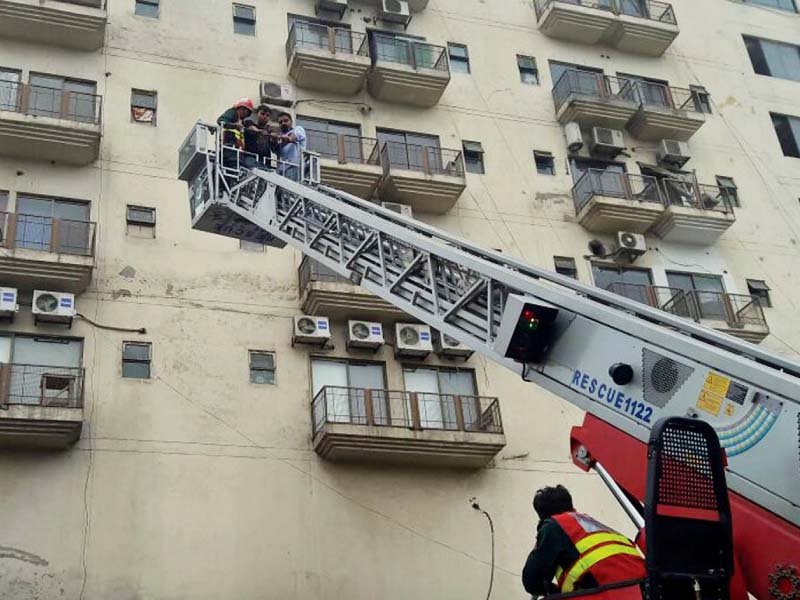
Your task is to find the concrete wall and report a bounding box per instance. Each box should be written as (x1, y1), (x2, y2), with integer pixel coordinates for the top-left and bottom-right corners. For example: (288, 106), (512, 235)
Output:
(0, 0), (799, 598)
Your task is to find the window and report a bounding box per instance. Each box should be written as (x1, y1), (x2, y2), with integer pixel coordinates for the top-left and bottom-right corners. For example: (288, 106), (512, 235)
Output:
(249, 351), (276, 384)
(666, 272), (727, 320)
(1, 336), (83, 405)
(549, 61), (603, 88)
(403, 366), (479, 429)
(233, 4), (256, 36)
(770, 113), (800, 158)
(15, 195), (91, 255)
(715, 176), (740, 208)
(690, 85), (712, 114)
(131, 89), (157, 124)
(240, 240), (266, 252)
(311, 359), (387, 424)
(127, 205), (156, 237)
(534, 151), (555, 175)
(0, 68), (20, 111)
(296, 116), (362, 161)
(448, 43), (470, 74)
(554, 257), (578, 279)
(376, 129), (441, 172)
(135, 0), (159, 18)
(462, 141), (485, 174)
(744, 36), (800, 81)
(367, 31), (426, 66)
(593, 264), (653, 304)
(517, 55), (539, 85)
(618, 73), (671, 107)
(747, 279), (772, 308)
(28, 74), (97, 123)
(743, 0), (796, 12)
(122, 342), (152, 379)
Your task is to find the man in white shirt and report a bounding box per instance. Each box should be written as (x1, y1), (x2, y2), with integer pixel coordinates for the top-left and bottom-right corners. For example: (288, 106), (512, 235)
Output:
(275, 112), (306, 181)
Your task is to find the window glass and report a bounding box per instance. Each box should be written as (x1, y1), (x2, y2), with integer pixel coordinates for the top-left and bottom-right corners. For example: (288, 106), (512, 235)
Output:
(745, 36), (800, 81)
(771, 113), (800, 157)
(0, 68), (20, 111)
(462, 141), (484, 174)
(554, 256), (578, 279)
(517, 55), (539, 85)
(448, 43), (470, 74)
(593, 264), (653, 295)
(249, 351), (275, 384)
(535, 151), (555, 175)
(233, 3), (256, 36)
(744, 0), (796, 12)
(122, 342), (152, 379)
(135, 0), (159, 18)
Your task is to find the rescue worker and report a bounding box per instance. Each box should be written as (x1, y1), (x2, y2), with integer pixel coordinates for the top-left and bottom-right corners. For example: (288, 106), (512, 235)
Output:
(217, 97), (254, 169)
(274, 111), (306, 181)
(522, 485), (646, 597)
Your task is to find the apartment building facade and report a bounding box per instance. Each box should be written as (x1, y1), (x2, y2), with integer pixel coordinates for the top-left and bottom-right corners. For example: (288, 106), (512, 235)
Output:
(0, 0), (799, 597)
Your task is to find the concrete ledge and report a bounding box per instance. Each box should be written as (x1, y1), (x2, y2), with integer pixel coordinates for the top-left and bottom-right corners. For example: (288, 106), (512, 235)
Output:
(539, 2), (616, 44)
(652, 205), (736, 244)
(556, 95), (639, 129)
(288, 49), (371, 95)
(627, 106), (706, 142)
(319, 161), (383, 200)
(0, 404), (83, 449)
(576, 195), (665, 234)
(367, 63), (450, 108)
(0, 0), (106, 50)
(378, 171), (466, 214)
(0, 247), (94, 294)
(0, 111), (101, 164)
(301, 281), (406, 321)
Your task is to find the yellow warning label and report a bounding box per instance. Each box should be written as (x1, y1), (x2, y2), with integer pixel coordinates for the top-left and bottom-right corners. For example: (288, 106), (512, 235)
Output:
(724, 403), (736, 417)
(697, 372), (731, 417)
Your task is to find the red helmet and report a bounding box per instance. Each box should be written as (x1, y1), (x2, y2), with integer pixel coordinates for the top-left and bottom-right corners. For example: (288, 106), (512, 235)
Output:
(233, 97), (254, 113)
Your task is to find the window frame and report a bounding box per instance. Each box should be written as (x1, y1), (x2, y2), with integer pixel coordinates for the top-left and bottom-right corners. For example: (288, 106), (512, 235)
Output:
(134, 0), (159, 18)
(715, 176), (740, 208)
(517, 55), (539, 85)
(462, 140), (485, 175)
(770, 112), (800, 158)
(746, 279), (772, 308)
(122, 341), (152, 379)
(447, 42), (471, 74)
(126, 205), (156, 226)
(534, 150), (556, 176)
(130, 89), (157, 125)
(233, 3), (256, 36)
(743, 35), (800, 81)
(249, 350), (276, 385)
(743, 0), (797, 13)
(554, 256), (578, 279)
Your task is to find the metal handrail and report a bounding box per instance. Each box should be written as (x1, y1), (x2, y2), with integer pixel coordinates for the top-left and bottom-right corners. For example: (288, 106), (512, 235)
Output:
(553, 70), (637, 112)
(311, 385), (503, 435)
(304, 130), (381, 166)
(0, 81), (102, 124)
(285, 21), (369, 63)
(369, 33), (449, 72)
(631, 81), (701, 113)
(0, 211), (96, 256)
(572, 170), (663, 213)
(534, 0), (676, 25)
(379, 142), (465, 177)
(659, 179), (734, 214)
(0, 363), (85, 408)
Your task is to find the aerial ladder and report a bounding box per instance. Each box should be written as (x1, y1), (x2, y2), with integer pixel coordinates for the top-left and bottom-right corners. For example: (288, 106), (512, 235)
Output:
(178, 123), (800, 600)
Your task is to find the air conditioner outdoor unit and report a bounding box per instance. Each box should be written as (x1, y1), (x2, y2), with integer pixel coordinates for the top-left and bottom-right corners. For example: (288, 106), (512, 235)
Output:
(590, 127), (625, 155)
(316, 0), (348, 18)
(381, 202), (413, 219)
(347, 320), (385, 350)
(379, 0), (411, 24)
(260, 81), (295, 108)
(435, 332), (473, 359)
(617, 231), (647, 261)
(395, 323), (432, 358)
(32, 290), (76, 325)
(292, 315), (332, 347)
(0, 287), (19, 318)
(657, 139), (691, 168)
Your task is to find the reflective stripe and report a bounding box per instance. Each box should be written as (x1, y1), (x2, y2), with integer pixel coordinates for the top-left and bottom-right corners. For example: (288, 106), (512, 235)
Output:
(561, 544), (643, 593)
(575, 532), (635, 554)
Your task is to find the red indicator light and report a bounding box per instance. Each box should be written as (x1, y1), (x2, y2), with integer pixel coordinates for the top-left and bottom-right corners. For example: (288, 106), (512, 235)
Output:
(523, 309), (535, 319)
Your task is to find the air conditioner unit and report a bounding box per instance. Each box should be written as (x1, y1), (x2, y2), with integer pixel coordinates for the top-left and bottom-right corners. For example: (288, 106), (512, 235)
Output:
(379, 0), (411, 24)
(260, 81), (295, 108)
(590, 127), (625, 155)
(435, 332), (473, 359)
(347, 320), (385, 350)
(316, 0), (348, 18)
(617, 231), (647, 261)
(395, 323), (432, 358)
(32, 290), (76, 325)
(564, 122), (584, 153)
(657, 139), (691, 168)
(381, 202), (413, 219)
(292, 315), (332, 347)
(0, 287), (19, 318)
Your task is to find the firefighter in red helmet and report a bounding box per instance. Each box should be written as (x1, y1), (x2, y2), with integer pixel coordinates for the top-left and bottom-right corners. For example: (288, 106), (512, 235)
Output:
(217, 97), (254, 150)
(522, 485), (646, 597)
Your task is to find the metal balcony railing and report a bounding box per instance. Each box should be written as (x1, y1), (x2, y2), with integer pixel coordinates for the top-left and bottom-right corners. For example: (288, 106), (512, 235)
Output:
(370, 33), (449, 72)
(572, 170), (663, 213)
(660, 180), (734, 214)
(553, 71), (637, 112)
(380, 142), (465, 177)
(0, 211), (96, 256)
(285, 21), (369, 62)
(534, 0), (676, 25)
(0, 81), (102, 125)
(298, 255), (351, 294)
(312, 386), (503, 436)
(631, 82), (702, 114)
(304, 130), (381, 166)
(0, 363), (85, 408)
(60, 0), (105, 7)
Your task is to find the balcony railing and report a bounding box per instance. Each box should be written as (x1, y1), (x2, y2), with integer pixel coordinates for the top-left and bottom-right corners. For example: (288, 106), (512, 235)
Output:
(0, 363), (85, 408)
(304, 130), (381, 166)
(631, 82), (702, 114)
(0, 212), (96, 256)
(312, 386), (503, 435)
(660, 180), (734, 214)
(553, 71), (637, 113)
(59, 0), (105, 6)
(0, 81), (102, 125)
(285, 21), (369, 61)
(380, 142), (464, 177)
(370, 34), (449, 72)
(298, 256), (349, 292)
(572, 170), (662, 213)
(534, 0), (676, 24)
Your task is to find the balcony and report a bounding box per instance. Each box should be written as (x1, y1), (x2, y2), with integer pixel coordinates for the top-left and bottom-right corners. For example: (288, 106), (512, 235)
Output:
(553, 72), (639, 129)
(606, 283), (769, 343)
(652, 180), (736, 243)
(0, 212), (96, 294)
(572, 170), (665, 233)
(299, 257), (405, 321)
(377, 143), (466, 214)
(312, 386), (506, 468)
(0, 0), (106, 50)
(367, 35), (451, 107)
(533, 0), (678, 56)
(627, 83), (706, 141)
(305, 130), (383, 199)
(0, 81), (102, 165)
(286, 22), (371, 95)
(0, 363), (84, 448)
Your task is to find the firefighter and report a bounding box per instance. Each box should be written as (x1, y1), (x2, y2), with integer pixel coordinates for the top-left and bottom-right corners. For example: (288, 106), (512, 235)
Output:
(217, 98), (254, 169)
(522, 485), (646, 597)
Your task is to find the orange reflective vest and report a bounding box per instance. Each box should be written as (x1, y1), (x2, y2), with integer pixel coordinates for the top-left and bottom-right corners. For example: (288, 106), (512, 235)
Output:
(552, 512), (646, 593)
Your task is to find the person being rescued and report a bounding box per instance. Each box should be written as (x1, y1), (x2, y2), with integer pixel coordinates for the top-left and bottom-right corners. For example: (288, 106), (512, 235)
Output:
(216, 97), (254, 169)
(243, 103), (277, 170)
(522, 485), (646, 598)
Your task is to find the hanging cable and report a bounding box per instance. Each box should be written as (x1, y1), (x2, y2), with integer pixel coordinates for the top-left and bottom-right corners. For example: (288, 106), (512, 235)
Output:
(77, 313), (146, 334)
(470, 498), (496, 600)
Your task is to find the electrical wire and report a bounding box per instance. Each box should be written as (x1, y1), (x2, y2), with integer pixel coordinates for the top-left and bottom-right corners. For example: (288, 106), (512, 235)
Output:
(77, 313), (146, 334)
(470, 499), (496, 600)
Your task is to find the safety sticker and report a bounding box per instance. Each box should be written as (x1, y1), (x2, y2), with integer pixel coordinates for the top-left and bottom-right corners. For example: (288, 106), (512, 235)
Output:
(697, 372), (731, 417)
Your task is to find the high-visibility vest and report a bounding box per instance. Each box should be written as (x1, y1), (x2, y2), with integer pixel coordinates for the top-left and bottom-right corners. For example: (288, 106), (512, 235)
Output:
(552, 512), (646, 593)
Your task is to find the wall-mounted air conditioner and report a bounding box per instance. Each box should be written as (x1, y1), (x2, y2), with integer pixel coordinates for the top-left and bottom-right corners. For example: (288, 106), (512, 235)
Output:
(617, 231), (647, 262)
(379, 0), (411, 26)
(293, 315), (332, 347)
(590, 127), (625, 155)
(260, 81), (295, 108)
(32, 290), (76, 326)
(657, 139), (691, 168)
(347, 320), (385, 350)
(381, 202), (413, 219)
(316, 0), (348, 18)
(435, 332), (473, 359)
(395, 323), (432, 358)
(0, 287), (19, 319)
